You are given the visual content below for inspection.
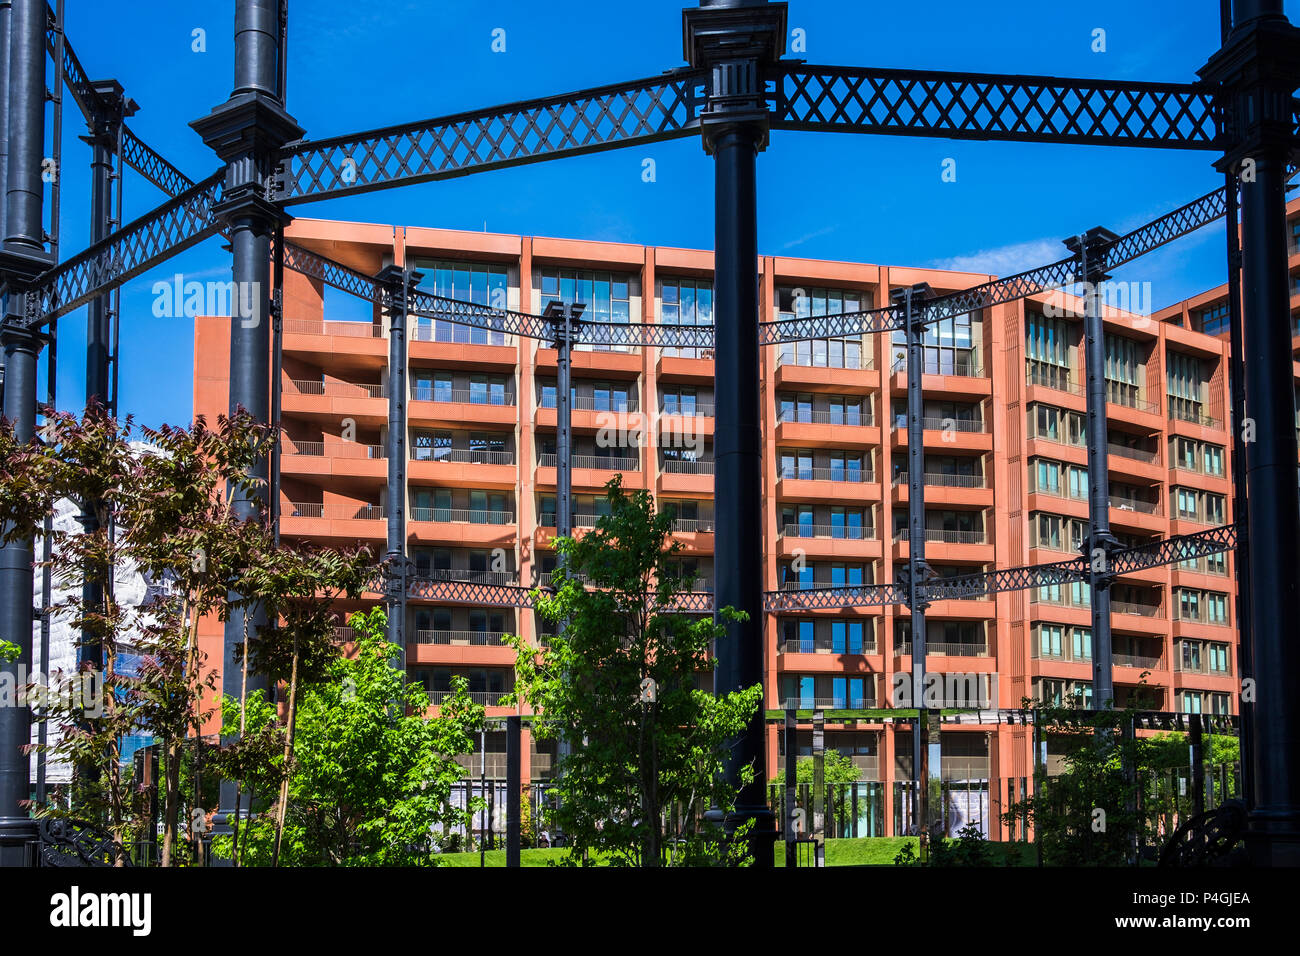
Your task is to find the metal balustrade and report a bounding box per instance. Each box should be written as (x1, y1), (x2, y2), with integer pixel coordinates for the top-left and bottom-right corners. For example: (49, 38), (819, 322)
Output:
(779, 524), (877, 540)
(780, 638), (880, 655)
(286, 502), (385, 520)
(1169, 406), (1221, 429)
(418, 570), (518, 586)
(429, 690), (509, 706)
(1107, 386), (1161, 414)
(1107, 442), (1160, 464)
(892, 416), (987, 433)
(538, 453), (639, 470)
(412, 448), (515, 466)
(661, 403), (714, 417)
(890, 355), (984, 377)
(661, 458), (714, 474)
(778, 466), (875, 483)
(285, 441), (386, 459)
(1114, 652), (1165, 670)
(411, 386), (516, 406)
(780, 696), (878, 710)
(411, 630), (510, 646)
(776, 408), (875, 426)
(409, 508), (515, 525)
(1113, 600), (1164, 617)
(288, 379), (387, 399)
(283, 319), (384, 338)
(1025, 366), (1083, 394)
(1111, 494), (1162, 515)
(1174, 657), (1232, 676)
(774, 351), (874, 371)
(537, 394), (639, 412)
(893, 472), (987, 488)
(670, 518), (714, 533)
(893, 528), (988, 544)
(894, 642), (990, 657)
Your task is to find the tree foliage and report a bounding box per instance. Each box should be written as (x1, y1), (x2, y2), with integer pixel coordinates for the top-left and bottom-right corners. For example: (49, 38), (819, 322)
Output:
(505, 477), (762, 867)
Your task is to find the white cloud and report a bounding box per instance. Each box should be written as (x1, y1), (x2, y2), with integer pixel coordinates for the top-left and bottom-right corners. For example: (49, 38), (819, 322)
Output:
(780, 225), (837, 251)
(926, 237), (1067, 278)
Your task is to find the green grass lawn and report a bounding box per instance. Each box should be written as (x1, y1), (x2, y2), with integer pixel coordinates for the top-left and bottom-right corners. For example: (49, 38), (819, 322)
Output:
(438, 837), (1038, 867)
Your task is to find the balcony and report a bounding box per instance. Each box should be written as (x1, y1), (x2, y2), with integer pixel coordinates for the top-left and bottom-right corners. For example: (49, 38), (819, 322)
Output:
(670, 517), (714, 533)
(893, 528), (988, 545)
(283, 318), (383, 339)
(1112, 600), (1164, 618)
(1169, 406), (1221, 430)
(289, 379), (386, 399)
(1110, 494), (1161, 515)
(778, 466), (874, 483)
(1114, 652), (1165, 671)
(1107, 442), (1160, 465)
(779, 696), (878, 711)
(429, 689), (510, 707)
(1174, 658), (1232, 676)
(780, 637), (879, 655)
(1105, 382), (1160, 416)
(286, 440), (385, 459)
(537, 453), (639, 471)
(1026, 365), (1083, 396)
(538, 395), (639, 412)
(776, 408), (875, 427)
(287, 502), (384, 520)
(411, 630), (510, 647)
(413, 448), (515, 466)
(412, 386), (516, 406)
(893, 472), (987, 489)
(892, 416), (988, 434)
(282, 440), (387, 480)
(779, 524), (876, 540)
(415, 570), (517, 586)
(410, 508), (515, 525)
(890, 354), (983, 377)
(894, 642), (990, 658)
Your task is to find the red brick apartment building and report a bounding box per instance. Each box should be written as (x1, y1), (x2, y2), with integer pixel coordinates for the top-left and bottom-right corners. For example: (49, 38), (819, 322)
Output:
(193, 198), (1300, 837)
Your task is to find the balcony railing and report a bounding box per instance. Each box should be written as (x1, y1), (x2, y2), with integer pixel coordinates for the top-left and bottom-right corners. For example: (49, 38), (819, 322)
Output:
(538, 453), (639, 471)
(780, 637), (880, 655)
(778, 466), (875, 483)
(775, 350), (874, 371)
(660, 403), (713, 417)
(892, 416), (987, 433)
(890, 355), (983, 377)
(1025, 365), (1083, 395)
(780, 696), (877, 710)
(776, 408), (875, 427)
(661, 458), (714, 474)
(1113, 600), (1164, 618)
(416, 570), (517, 586)
(1105, 384), (1160, 414)
(286, 502), (384, 520)
(1173, 608), (1230, 626)
(429, 689), (509, 706)
(288, 379), (386, 399)
(893, 472), (987, 488)
(779, 524), (877, 540)
(1110, 495), (1161, 515)
(1107, 442), (1160, 464)
(894, 642), (990, 657)
(411, 386), (516, 406)
(1114, 652), (1165, 670)
(285, 440), (386, 459)
(283, 319), (383, 338)
(894, 528), (988, 544)
(410, 508), (515, 525)
(411, 630), (510, 646)
(1169, 405), (1220, 429)
(412, 448), (515, 466)
(780, 578), (874, 591)
(538, 394), (639, 412)
(669, 518), (714, 533)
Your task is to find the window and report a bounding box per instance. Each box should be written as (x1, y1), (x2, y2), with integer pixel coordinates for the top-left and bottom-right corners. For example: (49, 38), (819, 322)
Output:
(1038, 625), (1063, 658)
(1035, 459), (1061, 495)
(1072, 627), (1092, 661)
(660, 277), (713, 359)
(1103, 334), (1141, 406)
(541, 269), (632, 352)
(776, 286), (869, 369)
(1167, 350), (1207, 423)
(413, 259), (509, 345)
(1196, 302), (1230, 337)
(1026, 312), (1073, 389)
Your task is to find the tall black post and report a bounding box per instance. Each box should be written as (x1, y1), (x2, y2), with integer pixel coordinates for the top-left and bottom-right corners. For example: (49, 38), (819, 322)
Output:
(506, 715), (521, 867)
(377, 266), (420, 665)
(685, 0), (785, 867)
(1063, 228), (1119, 710)
(191, 0), (302, 857)
(1201, 0), (1300, 866)
(783, 708), (796, 867)
(0, 0), (52, 868)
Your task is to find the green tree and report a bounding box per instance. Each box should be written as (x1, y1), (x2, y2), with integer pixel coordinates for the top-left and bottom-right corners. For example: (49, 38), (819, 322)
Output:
(215, 608), (485, 866)
(505, 476), (762, 867)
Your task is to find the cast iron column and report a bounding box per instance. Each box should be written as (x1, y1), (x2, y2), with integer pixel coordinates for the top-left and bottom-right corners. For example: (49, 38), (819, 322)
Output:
(377, 266), (420, 665)
(506, 714), (521, 867)
(1201, 0), (1300, 865)
(191, 0), (303, 857)
(1064, 227), (1119, 710)
(685, 0), (786, 867)
(0, 0), (52, 867)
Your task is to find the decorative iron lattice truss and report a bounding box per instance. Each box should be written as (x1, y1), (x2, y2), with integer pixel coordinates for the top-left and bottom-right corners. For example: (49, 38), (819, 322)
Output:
(285, 242), (381, 303)
(391, 524), (1238, 611)
(771, 64), (1219, 148)
(30, 171), (225, 326)
(405, 288), (555, 340)
(119, 129), (197, 200)
(274, 70), (705, 205)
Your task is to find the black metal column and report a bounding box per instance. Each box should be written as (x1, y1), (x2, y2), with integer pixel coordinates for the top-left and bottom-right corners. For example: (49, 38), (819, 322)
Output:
(0, 0), (50, 868)
(377, 265), (420, 664)
(190, 0), (302, 858)
(1200, 0), (1300, 864)
(783, 707), (796, 867)
(506, 715), (521, 867)
(685, 0), (786, 866)
(1064, 228), (1119, 710)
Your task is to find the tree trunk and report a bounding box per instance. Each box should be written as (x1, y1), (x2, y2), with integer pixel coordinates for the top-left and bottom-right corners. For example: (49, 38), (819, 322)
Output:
(271, 632), (300, 867)
(160, 739), (181, 866)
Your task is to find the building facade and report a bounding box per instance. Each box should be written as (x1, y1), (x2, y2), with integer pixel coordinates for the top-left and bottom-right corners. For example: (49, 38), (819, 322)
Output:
(194, 200), (1300, 838)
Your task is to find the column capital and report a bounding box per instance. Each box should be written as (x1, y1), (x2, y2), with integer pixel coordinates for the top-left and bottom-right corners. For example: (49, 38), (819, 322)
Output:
(1062, 226), (1118, 285)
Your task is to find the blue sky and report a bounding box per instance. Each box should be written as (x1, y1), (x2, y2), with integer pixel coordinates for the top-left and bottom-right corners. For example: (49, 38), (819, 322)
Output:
(37, 0), (1300, 428)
